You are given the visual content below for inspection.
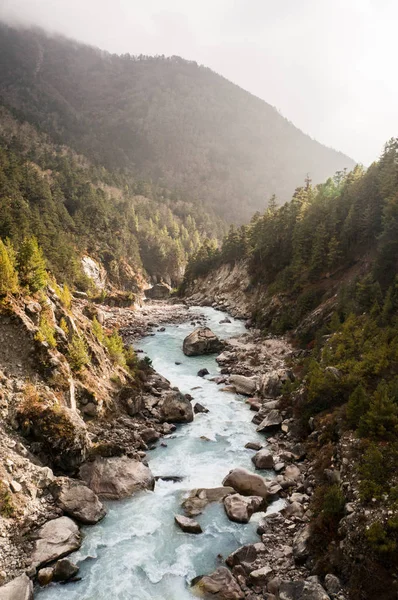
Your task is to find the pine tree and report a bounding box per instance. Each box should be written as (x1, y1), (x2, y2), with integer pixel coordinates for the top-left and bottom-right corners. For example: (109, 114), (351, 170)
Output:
(0, 238), (19, 295)
(18, 236), (47, 292)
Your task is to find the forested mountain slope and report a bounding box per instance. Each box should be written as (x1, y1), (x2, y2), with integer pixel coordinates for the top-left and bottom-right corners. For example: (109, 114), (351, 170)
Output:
(0, 23), (355, 222)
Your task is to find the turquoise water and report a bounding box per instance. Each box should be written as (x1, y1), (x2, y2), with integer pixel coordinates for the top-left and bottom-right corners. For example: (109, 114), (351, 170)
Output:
(36, 307), (279, 600)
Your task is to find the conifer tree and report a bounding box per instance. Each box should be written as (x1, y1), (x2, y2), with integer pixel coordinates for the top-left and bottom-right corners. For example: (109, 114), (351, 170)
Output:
(0, 238), (19, 295)
(18, 236), (47, 292)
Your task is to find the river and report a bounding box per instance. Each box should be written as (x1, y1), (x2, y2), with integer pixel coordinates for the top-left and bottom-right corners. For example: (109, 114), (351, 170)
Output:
(36, 306), (280, 600)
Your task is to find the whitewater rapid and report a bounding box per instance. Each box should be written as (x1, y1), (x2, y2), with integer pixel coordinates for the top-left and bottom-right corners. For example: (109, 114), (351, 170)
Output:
(36, 306), (280, 600)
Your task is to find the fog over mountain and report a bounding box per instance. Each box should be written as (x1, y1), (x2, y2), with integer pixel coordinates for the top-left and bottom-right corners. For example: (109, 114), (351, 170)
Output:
(1, 0), (397, 165)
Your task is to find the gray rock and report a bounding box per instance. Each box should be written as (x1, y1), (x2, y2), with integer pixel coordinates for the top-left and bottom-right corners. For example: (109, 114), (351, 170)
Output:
(324, 574), (342, 595)
(229, 375), (258, 396)
(193, 567), (244, 599)
(252, 448), (274, 470)
(197, 368), (209, 377)
(183, 327), (223, 356)
(284, 464), (301, 482)
(51, 478), (106, 524)
(194, 402), (209, 414)
(80, 456), (155, 499)
(224, 494), (264, 523)
(37, 567), (54, 586)
(145, 283), (171, 300)
(158, 390), (193, 423)
(256, 409), (283, 433)
(223, 467), (270, 498)
(279, 580), (331, 600)
(140, 428), (161, 444)
(249, 565), (273, 584)
(245, 442), (263, 451)
(293, 524), (312, 563)
(174, 514), (202, 534)
(31, 516), (81, 568)
(0, 575), (33, 600)
(182, 486), (234, 516)
(52, 558), (79, 582)
(226, 542), (266, 572)
(9, 480), (22, 493)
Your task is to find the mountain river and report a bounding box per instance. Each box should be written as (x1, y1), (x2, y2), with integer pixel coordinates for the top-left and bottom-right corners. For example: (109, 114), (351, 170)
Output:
(36, 306), (282, 600)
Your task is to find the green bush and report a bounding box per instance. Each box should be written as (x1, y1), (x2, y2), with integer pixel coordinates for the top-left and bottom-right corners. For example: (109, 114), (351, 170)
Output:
(18, 236), (48, 292)
(104, 330), (126, 367)
(35, 314), (57, 349)
(68, 334), (90, 371)
(346, 384), (370, 429)
(0, 238), (19, 296)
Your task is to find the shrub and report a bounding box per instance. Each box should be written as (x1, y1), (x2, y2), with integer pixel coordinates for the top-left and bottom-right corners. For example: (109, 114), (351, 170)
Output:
(366, 521), (397, 555)
(0, 238), (19, 296)
(35, 314), (57, 348)
(346, 384), (370, 429)
(68, 334), (90, 371)
(18, 236), (47, 292)
(358, 384), (398, 441)
(359, 443), (388, 502)
(59, 283), (72, 309)
(92, 317), (104, 343)
(59, 317), (69, 336)
(104, 330), (126, 367)
(0, 481), (16, 518)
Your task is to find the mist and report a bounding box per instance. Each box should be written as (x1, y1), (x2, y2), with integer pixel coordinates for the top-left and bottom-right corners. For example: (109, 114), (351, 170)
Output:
(1, 0), (397, 164)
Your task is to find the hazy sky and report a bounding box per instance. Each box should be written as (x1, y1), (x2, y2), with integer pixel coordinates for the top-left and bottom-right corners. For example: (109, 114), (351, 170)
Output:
(1, 0), (396, 164)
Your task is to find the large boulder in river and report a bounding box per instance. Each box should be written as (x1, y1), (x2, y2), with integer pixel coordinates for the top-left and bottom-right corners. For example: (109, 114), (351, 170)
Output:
(182, 486), (235, 516)
(51, 478), (106, 524)
(79, 456), (155, 499)
(193, 567), (244, 599)
(252, 448), (275, 470)
(256, 409), (283, 433)
(228, 374), (258, 396)
(224, 494), (264, 523)
(145, 283), (171, 300)
(158, 390), (193, 423)
(174, 514), (202, 534)
(31, 516), (81, 568)
(223, 467), (270, 498)
(0, 575), (33, 600)
(183, 327), (223, 356)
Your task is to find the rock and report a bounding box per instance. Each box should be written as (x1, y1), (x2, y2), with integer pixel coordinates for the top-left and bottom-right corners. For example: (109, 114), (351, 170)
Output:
(324, 574), (342, 595)
(158, 327), (166, 332)
(0, 575), (33, 600)
(291, 443), (306, 461)
(31, 516), (81, 568)
(174, 514), (202, 534)
(252, 448), (274, 470)
(325, 366), (342, 379)
(249, 565), (273, 584)
(81, 256), (106, 290)
(194, 403), (209, 414)
(245, 442), (263, 451)
(226, 543), (265, 571)
(219, 318), (231, 324)
(140, 428), (161, 444)
(197, 368), (209, 377)
(145, 283), (171, 300)
(256, 409), (283, 433)
(183, 327), (223, 357)
(193, 567), (244, 599)
(9, 480), (22, 493)
(37, 567), (54, 586)
(52, 558), (79, 582)
(268, 577), (282, 595)
(182, 487), (234, 516)
(229, 375), (258, 396)
(158, 390), (193, 423)
(223, 467), (270, 498)
(51, 478), (106, 524)
(279, 580), (331, 600)
(293, 524), (312, 563)
(246, 398), (261, 411)
(284, 464), (301, 482)
(224, 494), (264, 523)
(80, 456), (155, 499)
(283, 501), (305, 518)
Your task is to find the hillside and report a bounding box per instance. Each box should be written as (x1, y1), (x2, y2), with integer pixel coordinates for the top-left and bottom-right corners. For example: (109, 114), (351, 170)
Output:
(0, 23), (355, 222)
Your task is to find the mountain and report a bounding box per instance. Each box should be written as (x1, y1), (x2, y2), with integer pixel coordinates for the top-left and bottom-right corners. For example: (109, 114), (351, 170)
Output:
(0, 23), (355, 222)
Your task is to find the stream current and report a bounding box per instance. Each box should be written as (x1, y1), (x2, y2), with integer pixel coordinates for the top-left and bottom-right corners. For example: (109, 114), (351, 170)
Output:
(37, 306), (281, 600)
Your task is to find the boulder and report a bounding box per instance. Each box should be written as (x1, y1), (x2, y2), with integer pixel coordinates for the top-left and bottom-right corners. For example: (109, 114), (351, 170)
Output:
(31, 516), (81, 568)
(182, 487), (234, 516)
(224, 494), (264, 523)
(279, 580), (330, 600)
(324, 574), (342, 595)
(183, 328), (223, 356)
(197, 368), (209, 377)
(0, 575), (33, 600)
(249, 565), (273, 584)
(158, 390), (193, 423)
(252, 448), (274, 470)
(256, 410), (283, 433)
(140, 428), (161, 444)
(223, 468), (270, 498)
(193, 567), (244, 599)
(194, 403), (209, 414)
(293, 524), (312, 563)
(259, 369), (293, 398)
(37, 567), (53, 586)
(80, 456), (155, 499)
(229, 375), (257, 396)
(174, 514), (202, 534)
(51, 478), (106, 524)
(145, 283), (171, 300)
(284, 464), (301, 482)
(52, 558), (79, 582)
(226, 543), (265, 571)
(245, 442), (263, 451)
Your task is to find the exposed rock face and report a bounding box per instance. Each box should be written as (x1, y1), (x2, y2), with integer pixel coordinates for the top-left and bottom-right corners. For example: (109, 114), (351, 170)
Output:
(193, 567), (244, 599)
(145, 283), (172, 300)
(81, 256), (107, 290)
(228, 374), (257, 396)
(174, 514), (202, 534)
(157, 390), (193, 423)
(223, 494), (264, 523)
(0, 575), (33, 600)
(79, 456), (155, 499)
(279, 580), (331, 600)
(183, 327), (223, 356)
(51, 478), (106, 524)
(256, 409), (283, 433)
(222, 467), (270, 498)
(31, 517), (81, 568)
(182, 487), (234, 516)
(259, 369), (293, 398)
(252, 448), (275, 470)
